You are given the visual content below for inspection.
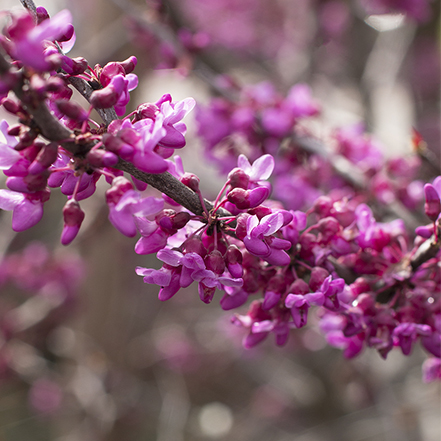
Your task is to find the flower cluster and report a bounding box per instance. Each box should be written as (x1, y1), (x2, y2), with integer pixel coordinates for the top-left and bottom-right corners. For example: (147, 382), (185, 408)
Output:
(0, 3), (439, 385)
(0, 7), (194, 246)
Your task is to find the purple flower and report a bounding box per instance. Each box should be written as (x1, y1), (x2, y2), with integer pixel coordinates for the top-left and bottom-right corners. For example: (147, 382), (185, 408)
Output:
(10, 10), (74, 71)
(393, 322), (431, 356)
(243, 212), (291, 265)
(0, 121), (21, 170)
(131, 116), (169, 173)
(0, 189), (49, 231)
(237, 153), (274, 184)
(158, 96), (196, 148)
(109, 190), (164, 237)
(192, 268), (243, 304)
(285, 291), (324, 328)
(422, 358), (441, 383)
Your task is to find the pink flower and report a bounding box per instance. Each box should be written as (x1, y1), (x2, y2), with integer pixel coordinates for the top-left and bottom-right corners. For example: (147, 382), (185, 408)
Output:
(10, 10), (74, 71)
(0, 189), (49, 231)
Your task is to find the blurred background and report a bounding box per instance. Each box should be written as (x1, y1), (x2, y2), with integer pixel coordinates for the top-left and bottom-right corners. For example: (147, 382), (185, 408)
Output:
(0, 0), (440, 440)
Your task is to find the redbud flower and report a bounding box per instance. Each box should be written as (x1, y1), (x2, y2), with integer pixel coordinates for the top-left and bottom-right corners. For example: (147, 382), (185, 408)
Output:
(61, 199), (85, 245)
(0, 189), (49, 231)
(423, 183), (441, 221)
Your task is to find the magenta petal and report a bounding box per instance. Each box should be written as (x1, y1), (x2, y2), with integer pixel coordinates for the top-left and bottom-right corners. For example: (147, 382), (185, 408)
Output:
(220, 290), (248, 310)
(250, 154), (275, 181)
(243, 236), (270, 256)
(0, 189), (24, 210)
(134, 229), (167, 254)
(243, 331), (268, 349)
(157, 249), (183, 266)
(262, 291), (281, 310)
(247, 186), (270, 208)
(12, 199), (43, 231)
(158, 271), (181, 301)
(109, 206), (137, 237)
(265, 249), (290, 266)
(133, 151), (168, 174)
(0, 143), (21, 169)
(179, 265), (194, 288)
(61, 225), (80, 245)
(160, 125), (186, 148)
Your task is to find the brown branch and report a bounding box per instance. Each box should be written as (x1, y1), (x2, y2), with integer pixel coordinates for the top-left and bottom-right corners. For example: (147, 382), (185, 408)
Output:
(20, 0), (37, 21)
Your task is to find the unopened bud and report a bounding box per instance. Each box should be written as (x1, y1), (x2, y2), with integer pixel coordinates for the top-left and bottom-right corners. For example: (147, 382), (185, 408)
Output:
(28, 142), (59, 174)
(227, 186), (269, 209)
(2, 98), (21, 115)
(228, 167), (249, 189)
(86, 149), (118, 168)
(205, 250), (225, 275)
(57, 24), (74, 42)
(61, 56), (88, 75)
(235, 213), (250, 240)
(424, 183), (441, 221)
(90, 76), (125, 109)
(55, 100), (89, 122)
(105, 176), (134, 205)
(309, 267), (329, 291)
(61, 200), (85, 245)
(120, 56), (137, 74)
(36, 6), (50, 24)
(181, 173), (200, 192)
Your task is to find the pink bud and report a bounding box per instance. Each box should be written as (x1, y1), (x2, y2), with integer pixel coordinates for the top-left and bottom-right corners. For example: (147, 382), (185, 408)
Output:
(61, 56), (88, 75)
(288, 279), (310, 294)
(228, 167), (249, 189)
(90, 76), (126, 109)
(55, 100), (88, 122)
(28, 142), (58, 174)
(120, 56), (137, 74)
(100, 62), (125, 87)
(424, 183), (441, 221)
(205, 250), (225, 275)
(105, 176), (134, 205)
(309, 267), (329, 291)
(181, 173), (200, 192)
(86, 149), (118, 168)
(61, 200), (85, 245)
(102, 133), (134, 159)
(235, 213), (250, 240)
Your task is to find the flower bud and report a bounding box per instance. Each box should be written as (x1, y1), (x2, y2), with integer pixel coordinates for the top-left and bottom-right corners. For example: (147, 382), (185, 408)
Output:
(36, 6), (50, 24)
(228, 167), (249, 189)
(86, 149), (118, 168)
(7, 124), (21, 136)
(288, 279), (310, 295)
(235, 213), (250, 240)
(57, 24), (74, 42)
(227, 186), (269, 209)
(102, 133), (134, 160)
(309, 267), (329, 291)
(90, 75), (126, 109)
(183, 237), (207, 257)
(28, 142), (59, 174)
(181, 173), (200, 192)
(55, 100), (89, 122)
(100, 62), (125, 87)
(105, 176), (134, 205)
(61, 200), (85, 245)
(120, 56), (137, 74)
(205, 250), (225, 275)
(424, 183), (441, 221)
(61, 56), (88, 75)
(225, 245), (243, 278)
